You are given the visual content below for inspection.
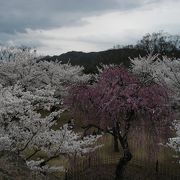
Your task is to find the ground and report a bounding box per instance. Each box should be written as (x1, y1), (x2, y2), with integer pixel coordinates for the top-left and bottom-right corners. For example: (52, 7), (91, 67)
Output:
(0, 151), (58, 180)
(26, 111), (180, 180)
(69, 163), (179, 180)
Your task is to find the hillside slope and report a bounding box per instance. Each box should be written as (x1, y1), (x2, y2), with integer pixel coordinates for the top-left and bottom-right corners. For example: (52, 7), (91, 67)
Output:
(42, 48), (147, 73)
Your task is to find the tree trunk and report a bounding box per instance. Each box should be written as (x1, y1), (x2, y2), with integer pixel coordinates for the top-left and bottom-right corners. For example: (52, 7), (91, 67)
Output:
(113, 127), (119, 152)
(115, 141), (132, 180)
(115, 111), (134, 179)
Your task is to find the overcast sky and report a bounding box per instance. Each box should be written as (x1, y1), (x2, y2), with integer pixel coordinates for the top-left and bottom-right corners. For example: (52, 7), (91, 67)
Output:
(0, 0), (180, 55)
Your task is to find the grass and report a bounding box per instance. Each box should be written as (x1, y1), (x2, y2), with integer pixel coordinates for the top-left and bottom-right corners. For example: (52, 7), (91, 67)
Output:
(49, 133), (180, 179)
(24, 111), (180, 179)
(53, 112), (180, 179)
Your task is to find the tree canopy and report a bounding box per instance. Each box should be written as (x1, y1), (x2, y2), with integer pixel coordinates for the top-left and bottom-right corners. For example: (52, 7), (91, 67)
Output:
(68, 65), (172, 179)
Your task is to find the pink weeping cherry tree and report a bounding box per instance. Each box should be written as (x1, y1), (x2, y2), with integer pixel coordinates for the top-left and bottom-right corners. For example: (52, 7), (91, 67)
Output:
(67, 65), (172, 179)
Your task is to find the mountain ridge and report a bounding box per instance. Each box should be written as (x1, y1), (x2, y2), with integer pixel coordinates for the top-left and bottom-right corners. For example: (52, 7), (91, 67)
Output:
(41, 48), (147, 73)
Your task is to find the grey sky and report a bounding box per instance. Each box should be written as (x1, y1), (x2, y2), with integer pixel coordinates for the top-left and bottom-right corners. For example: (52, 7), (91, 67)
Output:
(0, 0), (180, 55)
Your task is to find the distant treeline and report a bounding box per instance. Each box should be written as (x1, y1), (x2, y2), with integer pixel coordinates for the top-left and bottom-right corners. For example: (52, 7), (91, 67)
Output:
(42, 31), (180, 73)
(42, 48), (146, 73)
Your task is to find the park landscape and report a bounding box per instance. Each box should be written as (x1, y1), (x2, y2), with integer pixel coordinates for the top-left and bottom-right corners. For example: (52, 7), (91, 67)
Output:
(0, 32), (180, 180)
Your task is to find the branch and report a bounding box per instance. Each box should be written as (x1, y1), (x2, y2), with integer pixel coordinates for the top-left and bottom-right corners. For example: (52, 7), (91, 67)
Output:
(26, 149), (41, 161)
(122, 111), (135, 141)
(81, 124), (113, 136)
(39, 155), (59, 167)
(18, 130), (38, 153)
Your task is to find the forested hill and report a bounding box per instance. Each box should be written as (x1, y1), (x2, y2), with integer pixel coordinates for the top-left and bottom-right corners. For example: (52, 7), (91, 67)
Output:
(41, 48), (147, 73)
(41, 32), (180, 73)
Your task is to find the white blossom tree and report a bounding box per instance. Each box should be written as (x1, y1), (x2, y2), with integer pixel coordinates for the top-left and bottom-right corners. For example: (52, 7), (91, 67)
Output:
(131, 55), (180, 105)
(167, 121), (180, 157)
(131, 55), (180, 161)
(0, 47), (90, 90)
(0, 46), (37, 61)
(0, 47), (99, 173)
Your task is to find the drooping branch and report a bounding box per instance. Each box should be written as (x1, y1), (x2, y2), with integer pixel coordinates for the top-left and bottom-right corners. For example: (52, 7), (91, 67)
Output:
(122, 111), (135, 141)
